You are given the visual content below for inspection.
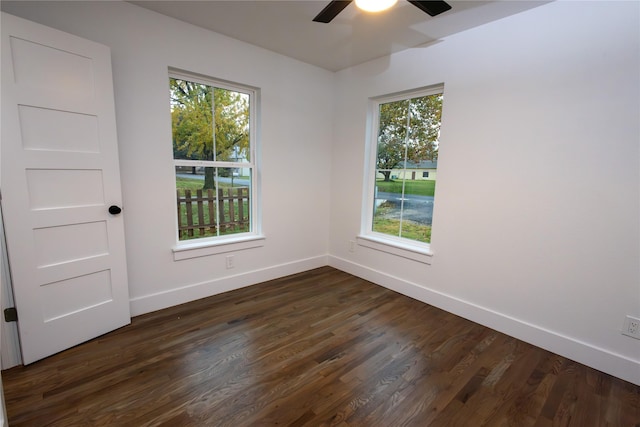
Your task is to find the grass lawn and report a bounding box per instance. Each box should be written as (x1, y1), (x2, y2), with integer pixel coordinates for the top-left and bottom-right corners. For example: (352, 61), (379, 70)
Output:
(373, 202), (431, 243)
(372, 218), (431, 243)
(376, 179), (436, 197)
(175, 176), (244, 193)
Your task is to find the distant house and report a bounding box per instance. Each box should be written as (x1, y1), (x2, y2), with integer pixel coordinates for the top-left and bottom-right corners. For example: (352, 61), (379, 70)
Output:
(379, 160), (437, 181)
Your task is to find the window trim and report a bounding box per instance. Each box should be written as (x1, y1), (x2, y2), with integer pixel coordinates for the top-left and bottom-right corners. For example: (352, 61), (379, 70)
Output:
(356, 235), (433, 264)
(169, 68), (261, 256)
(172, 234), (265, 261)
(359, 84), (444, 260)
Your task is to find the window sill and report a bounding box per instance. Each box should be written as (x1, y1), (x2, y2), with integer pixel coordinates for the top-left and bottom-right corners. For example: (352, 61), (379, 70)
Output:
(356, 235), (433, 265)
(173, 234), (265, 261)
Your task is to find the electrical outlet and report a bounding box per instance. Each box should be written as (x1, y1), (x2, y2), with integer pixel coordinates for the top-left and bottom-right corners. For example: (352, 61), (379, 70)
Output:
(348, 240), (356, 253)
(226, 255), (234, 269)
(622, 315), (640, 339)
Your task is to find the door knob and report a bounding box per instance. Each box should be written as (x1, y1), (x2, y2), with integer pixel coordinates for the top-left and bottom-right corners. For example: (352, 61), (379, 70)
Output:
(108, 205), (122, 215)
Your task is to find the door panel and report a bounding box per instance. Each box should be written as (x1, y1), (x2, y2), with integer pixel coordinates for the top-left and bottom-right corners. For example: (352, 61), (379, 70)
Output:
(34, 221), (109, 267)
(19, 106), (101, 153)
(9, 36), (95, 104)
(26, 169), (105, 209)
(1, 12), (130, 364)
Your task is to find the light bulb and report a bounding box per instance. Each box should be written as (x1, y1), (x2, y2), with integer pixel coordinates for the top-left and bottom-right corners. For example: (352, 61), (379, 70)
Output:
(355, 0), (398, 13)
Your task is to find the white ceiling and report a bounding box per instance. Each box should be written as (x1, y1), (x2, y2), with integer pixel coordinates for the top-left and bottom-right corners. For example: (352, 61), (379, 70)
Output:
(131, 0), (548, 71)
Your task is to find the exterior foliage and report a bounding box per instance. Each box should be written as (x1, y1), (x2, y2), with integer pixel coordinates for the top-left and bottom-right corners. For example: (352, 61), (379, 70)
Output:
(377, 93), (442, 181)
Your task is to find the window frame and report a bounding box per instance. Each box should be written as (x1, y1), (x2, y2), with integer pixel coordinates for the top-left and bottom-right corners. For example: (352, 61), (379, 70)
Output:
(359, 84), (444, 264)
(169, 69), (263, 260)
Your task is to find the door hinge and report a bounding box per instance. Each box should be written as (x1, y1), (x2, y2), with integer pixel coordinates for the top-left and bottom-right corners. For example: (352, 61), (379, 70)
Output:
(4, 307), (18, 322)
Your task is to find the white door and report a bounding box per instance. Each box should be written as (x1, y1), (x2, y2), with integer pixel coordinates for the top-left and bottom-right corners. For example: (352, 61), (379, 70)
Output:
(0, 13), (131, 364)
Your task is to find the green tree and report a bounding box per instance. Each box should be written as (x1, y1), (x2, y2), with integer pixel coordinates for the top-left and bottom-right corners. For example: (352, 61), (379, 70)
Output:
(377, 93), (442, 181)
(170, 78), (249, 190)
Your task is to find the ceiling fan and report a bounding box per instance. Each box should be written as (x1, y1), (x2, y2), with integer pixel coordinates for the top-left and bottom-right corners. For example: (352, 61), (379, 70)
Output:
(313, 0), (452, 23)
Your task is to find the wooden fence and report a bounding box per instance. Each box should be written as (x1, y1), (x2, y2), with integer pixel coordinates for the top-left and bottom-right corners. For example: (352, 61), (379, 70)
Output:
(177, 187), (250, 239)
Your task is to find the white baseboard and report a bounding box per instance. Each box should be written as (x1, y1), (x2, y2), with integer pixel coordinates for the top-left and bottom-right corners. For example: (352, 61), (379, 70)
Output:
(328, 255), (640, 386)
(130, 255), (329, 317)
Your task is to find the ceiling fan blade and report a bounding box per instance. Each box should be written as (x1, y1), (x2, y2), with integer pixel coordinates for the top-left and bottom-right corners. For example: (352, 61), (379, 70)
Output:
(407, 0), (452, 17)
(313, 0), (352, 23)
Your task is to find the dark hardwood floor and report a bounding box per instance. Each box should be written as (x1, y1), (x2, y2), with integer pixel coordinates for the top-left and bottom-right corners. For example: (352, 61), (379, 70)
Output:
(2, 266), (639, 426)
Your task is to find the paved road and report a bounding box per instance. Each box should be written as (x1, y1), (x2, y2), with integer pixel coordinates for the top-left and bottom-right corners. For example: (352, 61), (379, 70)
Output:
(375, 191), (434, 225)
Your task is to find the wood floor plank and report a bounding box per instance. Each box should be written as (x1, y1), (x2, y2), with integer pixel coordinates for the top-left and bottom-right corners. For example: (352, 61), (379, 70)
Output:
(2, 266), (639, 426)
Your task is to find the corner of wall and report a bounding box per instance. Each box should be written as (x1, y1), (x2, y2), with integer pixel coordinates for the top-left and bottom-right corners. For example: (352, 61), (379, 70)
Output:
(130, 255), (329, 317)
(327, 255), (640, 386)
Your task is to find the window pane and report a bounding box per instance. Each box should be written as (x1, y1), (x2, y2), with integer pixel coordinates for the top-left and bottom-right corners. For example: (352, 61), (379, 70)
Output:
(175, 166), (251, 240)
(376, 99), (409, 183)
(170, 80), (250, 162)
(170, 79), (213, 161)
(217, 167), (251, 235)
(214, 88), (251, 162)
(372, 92), (442, 244)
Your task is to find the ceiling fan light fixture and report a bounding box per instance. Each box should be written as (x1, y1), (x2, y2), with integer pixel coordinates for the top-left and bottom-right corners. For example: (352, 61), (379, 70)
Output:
(355, 0), (398, 13)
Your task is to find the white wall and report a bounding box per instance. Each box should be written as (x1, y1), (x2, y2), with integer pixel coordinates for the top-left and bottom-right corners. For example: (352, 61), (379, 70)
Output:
(0, 1), (334, 314)
(329, 1), (640, 384)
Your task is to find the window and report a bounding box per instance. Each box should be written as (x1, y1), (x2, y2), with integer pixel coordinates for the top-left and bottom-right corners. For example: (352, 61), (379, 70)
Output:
(169, 71), (260, 249)
(360, 85), (443, 259)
